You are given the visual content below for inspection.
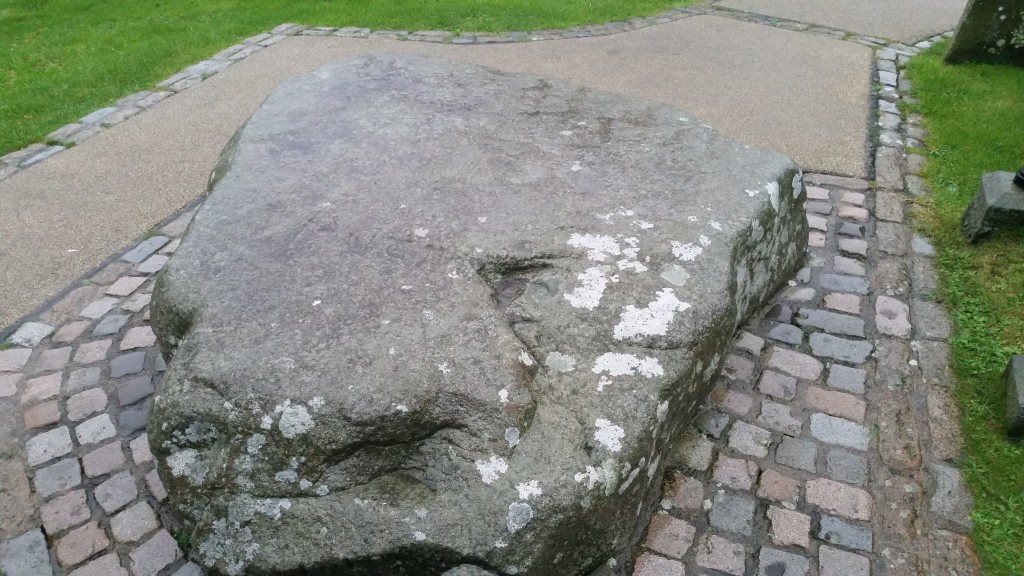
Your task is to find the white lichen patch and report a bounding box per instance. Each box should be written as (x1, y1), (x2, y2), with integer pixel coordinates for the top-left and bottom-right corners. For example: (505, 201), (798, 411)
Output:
(167, 448), (209, 485)
(592, 353), (664, 378)
(246, 434), (266, 455)
(632, 220), (654, 229)
(698, 235), (711, 247)
(516, 480), (543, 500)
(660, 264), (689, 287)
(437, 362), (451, 374)
(507, 502), (534, 533)
(567, 233), (621, 262)
(571, 162), (583, 172)
(413, 531), (427, 541)
(746, 189), (760, 197)
(478, 216), (488, 223)
(475, 455), (509, 484)
(563, 266), (610, 310)
(766, 181), (780, 212)
(518, 351), (534, 366)
(414, 228), (429, 237)
(498, 389), (509, 404)
(309, 396), (325, 412)
(559, 130), (573, 136)
(395, 404), (410, 413)
(315, 485), (329, 496)
(616, 258), (648, 273)
(709, 221), (723, 231)
(656, 401), (670, 423)
(299, 479), (313, 490)
(275, 469), (298, 483)
(505, 427), (521, 448)
(613, 288), (691, 341)
(274, 402), (314, 439)
(573, 459), (618, 493)
(792, 172), (803, 198)
(594, 419), (625, 452)
(495, 539), (508, 548)
(545, 352), (576, 373)
(671, 241), (702, 262)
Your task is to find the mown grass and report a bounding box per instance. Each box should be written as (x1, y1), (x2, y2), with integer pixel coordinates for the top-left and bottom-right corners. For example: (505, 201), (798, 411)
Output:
(905, 42), (1024, 576)
(0, 0), (689, 155)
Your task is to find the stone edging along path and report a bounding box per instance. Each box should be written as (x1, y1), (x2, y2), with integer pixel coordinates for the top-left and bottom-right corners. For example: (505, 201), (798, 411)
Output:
(0, 2), (943, 183)
(0, 7), (979, 576)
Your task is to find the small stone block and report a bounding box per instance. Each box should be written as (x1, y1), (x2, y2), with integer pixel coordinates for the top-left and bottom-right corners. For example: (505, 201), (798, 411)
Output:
(817, 515), (872, 551)
(757, 469), (800, 504)
(130, 434), (154, 464)
(643, 514), (695, 558)
(56, 521), (110, 567)
(0, 348), (33, 372)
(111, 501), (160, 543)
(137, 255), (169, 274)
(76, 414), (116, 445)
(775, 436), (817, 472)
(824, 293), (861, 315)
(769, 323), (803, 345)
(33, 457), (82, 497)
(68, 388), (108, 421)
(95, 470), (138, 514)
(0, 529), (54, 576)
(758, 400), (803, 435)
(728, 421), (772, 458)
(825, 449), (868, 486)
(805, 387), (866, 422)
(827, 365), (866, 394)
(80, 297), (120, 319)
(8, 322), (55, 347)
(758, 547), (810, 576)
(722, 354), (755, 382)
(679, 434), (714, 471)
(74, 340), (112, 364)
(0, 373), (18, 397)
(121, 293), (152, 313)
(93, 314), (129, 336)
(66, 367), (101, 393)
(82, 441), (126, 478)
(35, 346), (72, 373)
(819, 545), (870, 576)
(713, 387), (753, 416)
(53, 321), (91, 343)
(668, 474), (703, 510)
(961, 171), (1024, 243)
(840, 191), (865, 206)
(712, 454), (758, 490)
(632, 553), (683, 576)
(26, 425), (73, 466)
(806, 478), (872, 520)
(709, 491), (756, 536)
(837, 205), (869, 222)
(806, 186), (830, 200)
(128, 530), (181, 576)
(146, 469), (167, 502)
(118, 402), (151, 436)
(768, 347), (823, 381)
(767, 506), (811, 547)
(117, 375), (155, 406)
(110, 352), (146, 378)
(67, 553), (128, 576)
(695, 534), (746, 576)
(809, 333), (873, 365)
(734, 331), (765, 356)
(121, 237), (169, 264)
(22, 372), (62, 404)
(105, 277), (147, 297)
(838, 238), (867, 257)
(819, 273), (869, 295)
(697, 410), (730, 438)
(810, 413), (870, 450)
(41, 489), (92, 534)
(24, 400), (60, 430)
(758, 370), (797, 400)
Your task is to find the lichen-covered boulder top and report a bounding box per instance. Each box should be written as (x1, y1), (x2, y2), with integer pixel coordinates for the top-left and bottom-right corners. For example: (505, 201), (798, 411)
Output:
(150, 53), (807, 576)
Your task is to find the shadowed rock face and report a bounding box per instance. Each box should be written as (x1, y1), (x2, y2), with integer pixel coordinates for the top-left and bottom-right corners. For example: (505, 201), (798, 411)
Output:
(150, 53), (807, 576)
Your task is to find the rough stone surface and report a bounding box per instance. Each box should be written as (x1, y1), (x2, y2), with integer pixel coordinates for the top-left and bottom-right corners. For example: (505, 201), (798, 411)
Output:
(946, 1), (1024, 66)
(128, 530), (181, 576)
(9, 322), (54, 347)
(818, 515), (872, 552)
(808, 333), (873, 364)
(810, 413), (869, 450)
(643, 515), (695, 559)
(757, 547), (810, 576)
(694, 534), (745, 575)
(0, 529), (54, 576)
(33, 457), (82, 498)
(148, 53), (808, 576)
(709, 491), (756, 536)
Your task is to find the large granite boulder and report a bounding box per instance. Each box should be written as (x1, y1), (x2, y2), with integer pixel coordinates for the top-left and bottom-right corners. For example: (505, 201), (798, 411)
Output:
(945, 0), (1024, 66)
(150, 53), (807, 576)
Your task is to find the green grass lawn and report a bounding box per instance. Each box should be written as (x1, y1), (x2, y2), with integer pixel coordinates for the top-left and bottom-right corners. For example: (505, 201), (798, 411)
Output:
(905, 43), (1024, 576)
(0, 0), (688, 156)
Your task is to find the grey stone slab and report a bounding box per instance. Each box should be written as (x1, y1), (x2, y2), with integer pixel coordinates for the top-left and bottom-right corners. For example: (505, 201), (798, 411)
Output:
(117, 375), (155, 406)
(121, 236), (169, 264)
(697, 410), (731, 439)
(1007, 356), (1024, 439)
(833, 256), (865, 276)
(819, 274), (869, 295)
(818, 515), (872, 552)
(911, 236), (936, 256)
(837, 222), (865, 238)
(912, 299), (952, 339)
(757, 547), (810, 576)
(26, 426), (73, 466)
(775, 436), (817, 472)
(118, 401), (151, 436)
(805, 201), (832, 215)
(93, 313), (130, 336)
(961, 171), (1024, 243)
(825, 449), (867, 486)
(33, 457), (82, 497)
(110, 351), (146, 378)
(758, 370), (797, 400)
(796, 308), (865, 337)
(80, 106), (118, 124)
(875, 146), (903, 190)
(8, 322), (54, 347)
(137, 255), (169, 274)
(876, 222), (910, 256)
(709, 491), (756, 536)
(95, 470), (138, 514)
(929, 463), (972, 530)
(0, 529), (54, 576)
(79, 297), (120, 319)
(148, 53), (811, 575)
(809, 333), (873, 364)
(946, 0), (1024, 66)
(769, 322), (803, 345)
(810, 413), (870, 450)
(66, 367), (101, 393)
(827, 365), (866, 394)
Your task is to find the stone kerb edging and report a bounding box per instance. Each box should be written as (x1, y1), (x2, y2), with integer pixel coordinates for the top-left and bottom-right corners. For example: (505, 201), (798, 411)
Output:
(0, 4), (955, 183)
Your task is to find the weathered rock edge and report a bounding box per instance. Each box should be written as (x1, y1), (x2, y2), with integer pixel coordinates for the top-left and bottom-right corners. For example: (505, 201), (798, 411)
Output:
(149, 53), (808, 576)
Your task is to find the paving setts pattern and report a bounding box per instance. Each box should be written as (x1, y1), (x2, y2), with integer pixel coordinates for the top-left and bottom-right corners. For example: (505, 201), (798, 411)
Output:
(0, 15), (979, 576)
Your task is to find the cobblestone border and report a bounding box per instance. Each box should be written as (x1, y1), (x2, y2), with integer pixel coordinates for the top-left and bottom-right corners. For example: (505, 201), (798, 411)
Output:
(0, 3), (955, 184)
